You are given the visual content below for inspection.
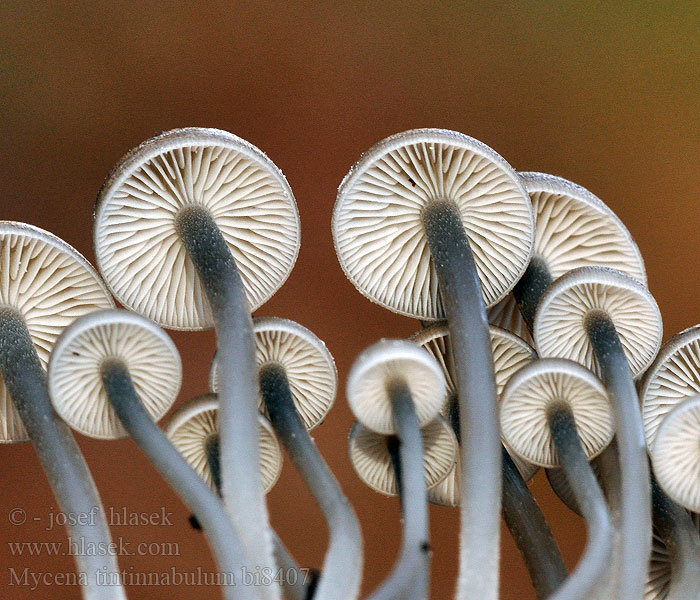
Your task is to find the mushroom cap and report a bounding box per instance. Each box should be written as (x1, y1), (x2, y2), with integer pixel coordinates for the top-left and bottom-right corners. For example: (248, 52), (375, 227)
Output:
(519, 172), (646, 284)
(500, 359), (614, 468)
(210, 317), (337, 430)
(48, 309), (181, 439)
(545, 459), (602, 516)
(640, 325), (700, 451)
(333, 128), (535, 320)
(348, 417), (458, 497)
(645, 528), (673, 600)
(533, 266), (662, 378)
(652, 395), (700, 513)
(166, 394), (282, 495)
(487, 294), (533, 345)
(94, 127), (301, 330)
(346, 339), (446, 435)
(0, 222), (114, 443)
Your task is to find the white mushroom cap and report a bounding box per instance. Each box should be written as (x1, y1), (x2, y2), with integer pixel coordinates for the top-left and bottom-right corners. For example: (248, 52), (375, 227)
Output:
(0, 222), (114, 443)
(519, 172), (646, 284)
(645, 529), (672, 600)
(640, 325), (700, 451)
(500, 359), (614, 468)
(487, 294), (533, 345)
(346, 339), (446, 435)
(94, 128), (301, 330)
(333, 129), (535, 320)
(165, 394), (282, 495)
(48, 310), (181, 439)
(348, 417), (458, 497)
(652, 395), (700, 513)
(210, 317), (337, 430)
(533, 267), (662, 378)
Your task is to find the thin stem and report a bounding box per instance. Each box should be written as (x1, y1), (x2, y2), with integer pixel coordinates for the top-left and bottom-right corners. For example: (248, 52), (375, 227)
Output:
(0, 308), (125, 600)
(586, 311), (651, 600)
(260, 363), (363, 600)
(205, 432), (312, 600)
(651, 477), (700, 599)
(101, 358), (257, 600)
(177, 203), (278, 600)
(512, 256), (553, 333)
(502, 449), (568, 598)
(447, 395), (567, 599)
(547, 403), (613, 600)
(423, 200), (501, 600)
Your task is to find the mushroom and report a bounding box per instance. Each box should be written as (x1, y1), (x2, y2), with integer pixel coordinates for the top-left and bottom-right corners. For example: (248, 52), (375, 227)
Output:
(412, 322), (568, 597)
(533, 266), (663, 600)
(640, 325), (700, 452)
(48, 309), (256, 600)
(347, 339), (453, 600)
(500, 358), (614, 599)
(254, 317), (362, 600)
(0, 221), (124, 598)
(166, 394), (311, 600)
(333, 130), (535, 599)
(546, 460), (602, 517)
(94, 127), (301, 596)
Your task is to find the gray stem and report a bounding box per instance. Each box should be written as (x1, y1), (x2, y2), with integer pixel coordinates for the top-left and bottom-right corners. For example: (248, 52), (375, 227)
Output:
(651, 477), (700, 600)
(512, 256), (553, 333)
(177, 204), (278, 600)
(0, 308), (126, 599)
(547, 403), (613, 600)
(423, 200), (501, 600)
(586, 311), (651, 600)
(260, 363), (363, 600)
(101, 358), (257, 600)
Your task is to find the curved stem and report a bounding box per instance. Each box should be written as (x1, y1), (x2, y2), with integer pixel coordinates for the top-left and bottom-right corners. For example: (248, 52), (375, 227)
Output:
(651, 477), (700, 599)
(586, 312), (651, 600)
(101, 358), (257, 600)
(0, 309), (125, 600)
(502, 449), (568, 598)
(260, 363), (363, 600)
(423, 200), (501, 600)
(512, 257), (553, 333)
(547, 403), (613, 600)
(177, 204), (278, 600)
(447, 395), (567, 599)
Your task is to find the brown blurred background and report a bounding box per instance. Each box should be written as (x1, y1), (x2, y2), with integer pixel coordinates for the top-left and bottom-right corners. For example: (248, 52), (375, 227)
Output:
(1, 2), (698, 598)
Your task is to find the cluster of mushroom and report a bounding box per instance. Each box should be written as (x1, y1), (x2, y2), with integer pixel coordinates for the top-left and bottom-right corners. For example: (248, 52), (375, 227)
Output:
(1, 125), (699, 600)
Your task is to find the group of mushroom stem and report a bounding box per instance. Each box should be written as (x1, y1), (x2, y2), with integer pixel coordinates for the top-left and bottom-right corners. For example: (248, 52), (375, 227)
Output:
(3, 125), (700, 600)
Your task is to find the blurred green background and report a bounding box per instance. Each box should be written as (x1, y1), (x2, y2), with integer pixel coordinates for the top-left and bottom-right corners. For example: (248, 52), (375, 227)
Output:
(1, 2), (698, 598)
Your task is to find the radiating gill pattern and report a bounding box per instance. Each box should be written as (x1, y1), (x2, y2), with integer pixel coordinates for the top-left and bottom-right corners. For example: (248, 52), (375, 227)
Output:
(500, 363), (613, 468)
(96, 136), (300, 330)
(487, 294), (532, 345)
(524, 179), (645, 283)
(534, 269), (662, 378)
(349, 418), (457, 497)
(347, 342), (445, 435)
(0, 224), (113, 442)
(645, 529), (672, 599)
(49, 320), (180, 439)
(334, 131), (533, 319)
(641, 326), (700, 450)
(210, 318), (337, 431)
(167, 399), (282, 494)
(653, 397), (700, 513)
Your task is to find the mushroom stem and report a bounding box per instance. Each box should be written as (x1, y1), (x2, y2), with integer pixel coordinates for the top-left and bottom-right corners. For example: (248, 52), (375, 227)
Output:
(100, 357), (257, 600)
(651, 477), (700, 599)
(367, 379), (430, 600)
(260, 362), (363, 600)
(547, 403), (613, 600)
(501, 449), (568, 598)
(0, 308), (126, 600)
(512, 256), (553, 332)
(447, 396), (568, 599)
(585, 311), (651, 600)
(205, 432), (313, 600)
(422, 200), (501, 600)
(176, 203), (278, 597)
